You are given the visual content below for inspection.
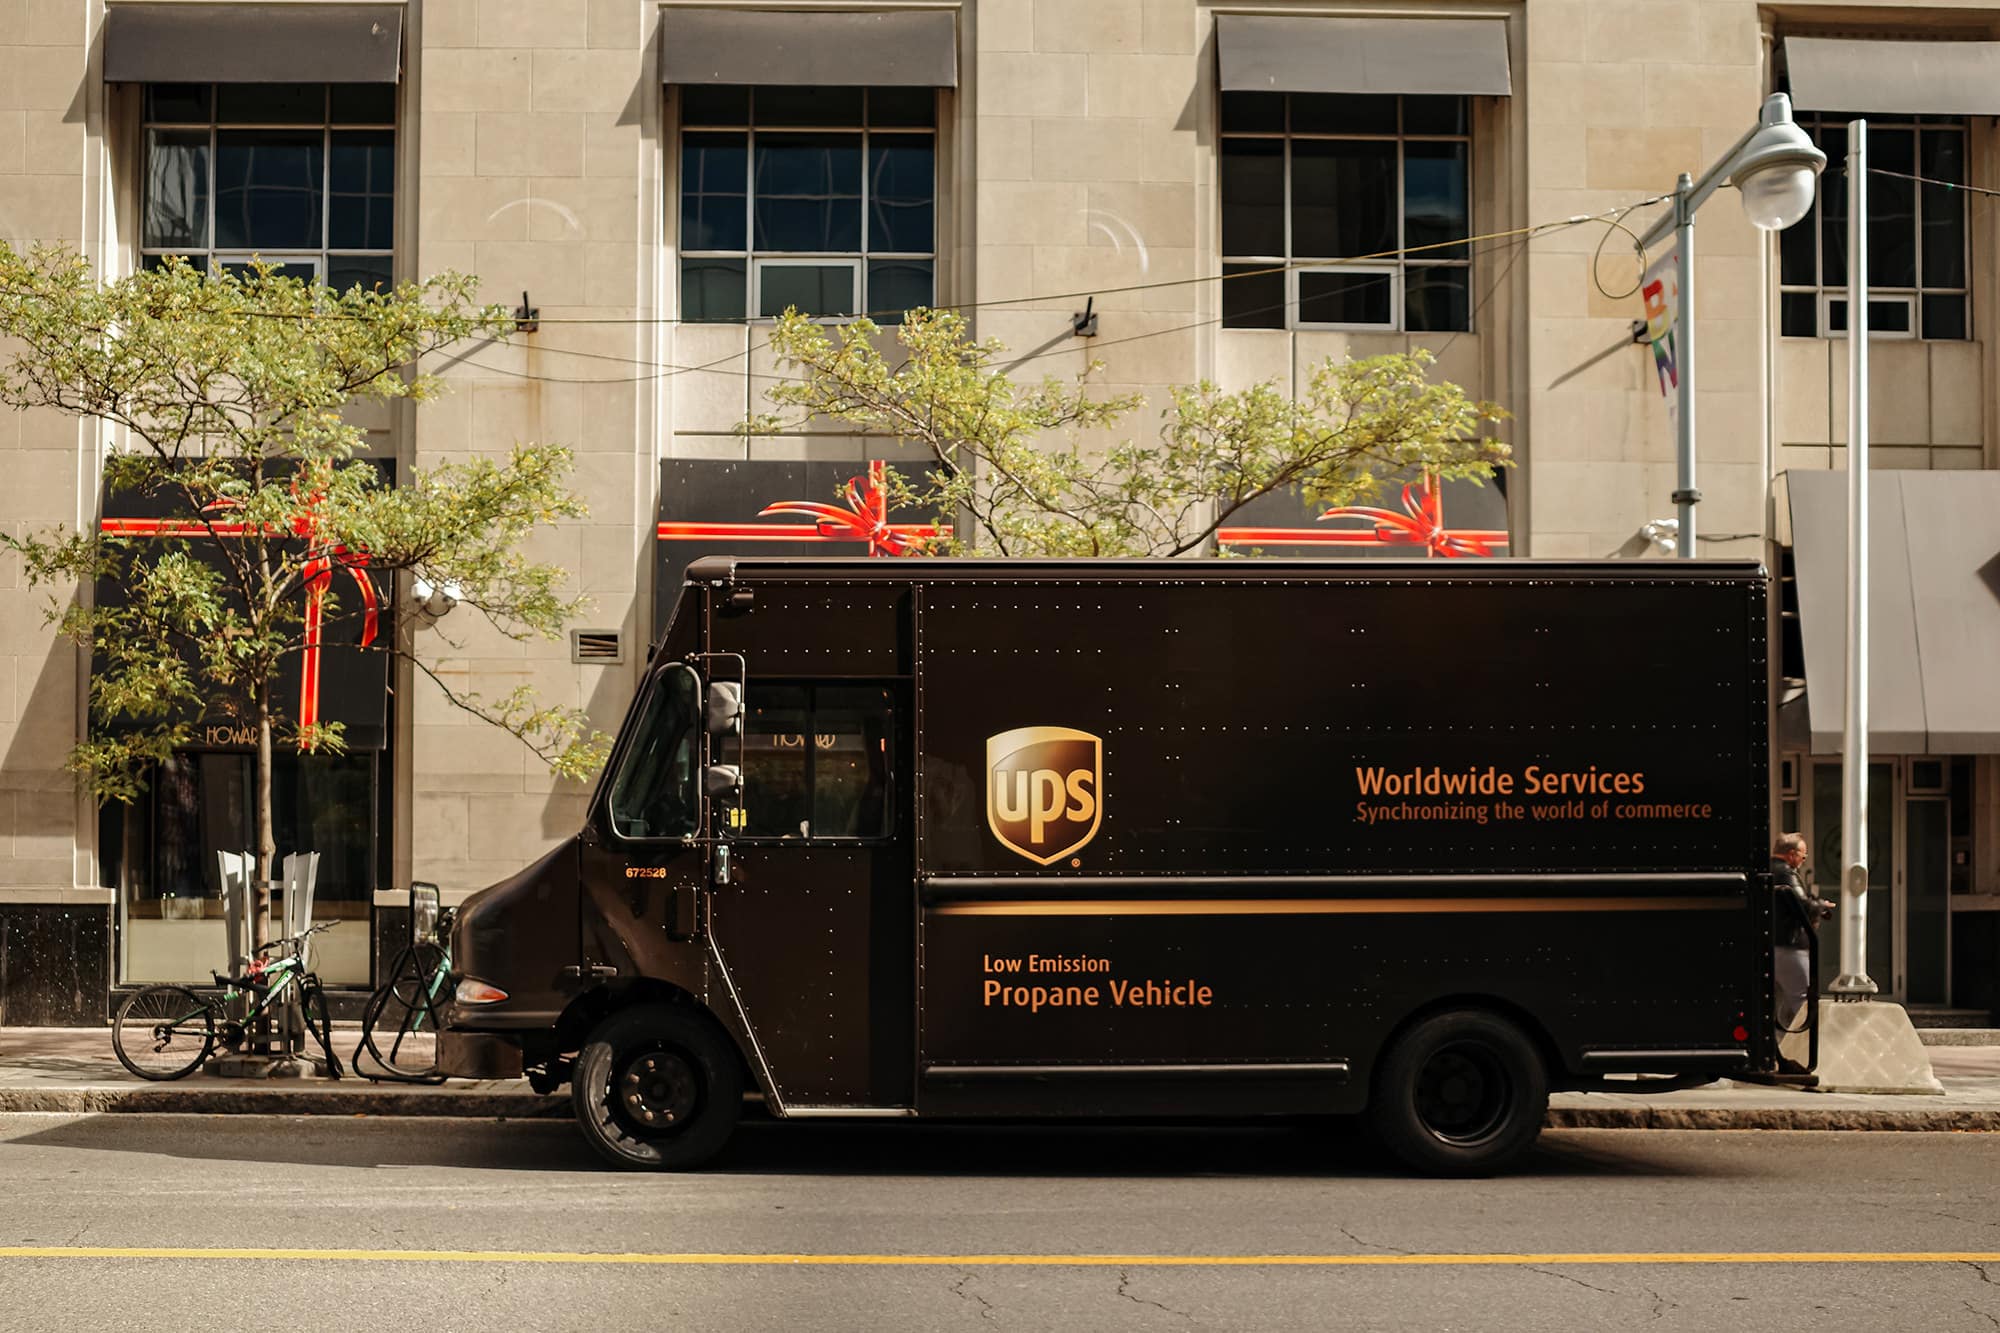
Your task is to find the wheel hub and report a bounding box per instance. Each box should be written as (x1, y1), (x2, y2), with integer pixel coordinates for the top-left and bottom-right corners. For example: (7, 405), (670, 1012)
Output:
(618, 1050), (698, 1131)
(1414, 1044), (1510, 1146)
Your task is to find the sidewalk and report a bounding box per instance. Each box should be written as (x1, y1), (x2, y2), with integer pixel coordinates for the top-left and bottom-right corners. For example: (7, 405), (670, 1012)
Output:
(1, 1026), (1997, 1128)
(0, 1026), (564, 1118)
(1550, 1040), (2000, 1131)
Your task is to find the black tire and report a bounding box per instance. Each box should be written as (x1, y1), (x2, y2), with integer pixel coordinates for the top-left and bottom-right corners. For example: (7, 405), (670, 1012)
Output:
(113, 984), (216, 1081)
(1367, 1009), (1547, 1177)
(572, 1004), (743, 1171)
(301, 979), (344, 1080)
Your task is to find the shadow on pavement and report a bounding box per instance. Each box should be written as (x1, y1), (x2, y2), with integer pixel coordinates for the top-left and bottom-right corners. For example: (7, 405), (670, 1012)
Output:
(0, 1113), (1742, 1181)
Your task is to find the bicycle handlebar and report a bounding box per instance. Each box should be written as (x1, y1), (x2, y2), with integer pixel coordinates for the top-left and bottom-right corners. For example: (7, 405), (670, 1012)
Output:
(253, 920), (338, 957)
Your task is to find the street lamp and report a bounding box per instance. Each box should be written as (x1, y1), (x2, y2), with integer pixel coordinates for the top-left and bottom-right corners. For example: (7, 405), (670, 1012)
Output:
(1636, 93), (1826, 556)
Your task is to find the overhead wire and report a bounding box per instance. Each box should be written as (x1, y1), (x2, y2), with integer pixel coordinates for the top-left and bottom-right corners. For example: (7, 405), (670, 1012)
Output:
(1588, 201), (1653, 303)
(466, 228), (1546, 386)
(1865, 165), (2000, 199)
(452, 195), (1672, 386)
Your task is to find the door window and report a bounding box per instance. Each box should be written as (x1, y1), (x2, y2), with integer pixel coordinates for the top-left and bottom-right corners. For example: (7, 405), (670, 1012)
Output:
(742, 684), (894, 839)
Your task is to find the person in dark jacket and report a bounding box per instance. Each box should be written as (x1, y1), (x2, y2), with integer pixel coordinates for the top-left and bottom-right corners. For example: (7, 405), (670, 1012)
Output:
(1772, 832), (1834, 1035)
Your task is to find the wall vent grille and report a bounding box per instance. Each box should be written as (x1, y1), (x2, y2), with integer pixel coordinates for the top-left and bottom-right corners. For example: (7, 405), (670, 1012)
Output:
(572, 629), (624, 664)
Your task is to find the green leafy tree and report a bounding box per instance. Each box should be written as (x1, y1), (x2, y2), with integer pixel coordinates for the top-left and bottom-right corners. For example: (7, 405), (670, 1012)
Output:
(0, 245), (607, 946)
(751, 308), (1510, 556)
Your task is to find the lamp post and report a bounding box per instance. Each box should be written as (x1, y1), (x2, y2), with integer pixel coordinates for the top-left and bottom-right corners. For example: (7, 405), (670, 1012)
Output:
(1833, 119), (1876, 997)
(1636, 93), (1826, 557)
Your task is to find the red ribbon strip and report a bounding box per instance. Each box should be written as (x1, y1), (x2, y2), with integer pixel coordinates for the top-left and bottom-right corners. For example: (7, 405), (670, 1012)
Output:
(100, 494), (379, 747)
(296, 543), (378, 742)
(656, 460), (945, 555)
(1216, 474), (1505, 557)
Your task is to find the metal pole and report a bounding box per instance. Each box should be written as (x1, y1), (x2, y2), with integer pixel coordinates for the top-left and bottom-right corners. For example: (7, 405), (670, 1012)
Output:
(1833, 119), (1876, 997)
(1673, 173), (1698, 555)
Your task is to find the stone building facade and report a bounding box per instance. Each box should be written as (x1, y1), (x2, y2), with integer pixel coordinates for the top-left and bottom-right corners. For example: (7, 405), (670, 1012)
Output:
(0, 0), (1996, 1022)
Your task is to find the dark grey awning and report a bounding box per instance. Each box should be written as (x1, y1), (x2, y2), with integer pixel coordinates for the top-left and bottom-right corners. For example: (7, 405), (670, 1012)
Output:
(1784, 36), (2000, 115)
(1786, 470), (2000, 754)
(103, 3), (404, 83)
(1216, 15), (1511, 96)
(660, 7), (958, 87)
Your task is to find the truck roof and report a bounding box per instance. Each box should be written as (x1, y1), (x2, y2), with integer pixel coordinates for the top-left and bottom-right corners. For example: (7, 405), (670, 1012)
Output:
(685, 555), (1767, 585)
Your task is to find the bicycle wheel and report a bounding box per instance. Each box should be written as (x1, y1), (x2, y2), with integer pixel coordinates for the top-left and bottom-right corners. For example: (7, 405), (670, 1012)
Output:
(300, 977), (344, 1080)
(113, 984), (216, 1081)
(360, 943), (445, 1082)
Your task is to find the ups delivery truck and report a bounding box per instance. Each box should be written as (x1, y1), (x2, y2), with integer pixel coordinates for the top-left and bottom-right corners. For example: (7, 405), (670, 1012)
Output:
(440, 557), (1782, 1175)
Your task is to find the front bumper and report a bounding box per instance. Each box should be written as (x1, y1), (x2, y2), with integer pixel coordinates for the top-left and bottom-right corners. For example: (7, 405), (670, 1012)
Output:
(437, 1028), (525, 1081)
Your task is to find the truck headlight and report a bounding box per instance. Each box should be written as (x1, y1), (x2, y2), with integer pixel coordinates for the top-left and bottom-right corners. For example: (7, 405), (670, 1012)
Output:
(454, 978), (509, 1005)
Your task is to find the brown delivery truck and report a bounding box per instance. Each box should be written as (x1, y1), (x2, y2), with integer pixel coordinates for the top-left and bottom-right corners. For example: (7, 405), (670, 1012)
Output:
(439, 557), (1788, 1175)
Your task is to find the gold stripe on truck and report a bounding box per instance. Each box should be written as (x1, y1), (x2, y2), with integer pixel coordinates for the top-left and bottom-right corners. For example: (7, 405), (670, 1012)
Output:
(931, 896), (1745, 917)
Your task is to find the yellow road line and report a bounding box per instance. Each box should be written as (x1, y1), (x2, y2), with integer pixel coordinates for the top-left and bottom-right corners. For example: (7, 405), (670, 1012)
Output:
(1, 1248), (1998, 1267)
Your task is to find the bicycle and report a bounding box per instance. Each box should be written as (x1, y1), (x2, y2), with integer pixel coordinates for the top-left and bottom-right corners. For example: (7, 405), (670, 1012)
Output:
(112, 922), (346, 1081)
(355, 905), (455, 1084)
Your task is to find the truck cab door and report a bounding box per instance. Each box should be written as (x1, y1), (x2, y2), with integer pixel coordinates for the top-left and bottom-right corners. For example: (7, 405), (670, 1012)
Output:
(704, 679), (916, 1110)
(579, 663), (709, 983)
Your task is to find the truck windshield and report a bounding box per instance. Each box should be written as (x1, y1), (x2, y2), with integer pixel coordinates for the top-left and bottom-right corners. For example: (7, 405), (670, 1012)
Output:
(607, 666), (699, 840)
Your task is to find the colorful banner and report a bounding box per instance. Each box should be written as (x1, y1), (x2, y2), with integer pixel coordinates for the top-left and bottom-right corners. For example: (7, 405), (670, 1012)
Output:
(1641, 246), (1680, 420)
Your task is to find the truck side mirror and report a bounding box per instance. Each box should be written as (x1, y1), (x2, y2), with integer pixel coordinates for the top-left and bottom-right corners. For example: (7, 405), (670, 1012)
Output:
(703, 764), (742, 799)
(705, 682), (742, 737)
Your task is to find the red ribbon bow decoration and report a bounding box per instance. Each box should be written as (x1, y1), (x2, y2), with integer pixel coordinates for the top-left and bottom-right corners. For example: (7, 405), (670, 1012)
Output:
(1212, 472), (1506, 556)
(1315, 474), (1499, 557)
(100, 487), (379, 748)
(656, 460), (944, 554)
(757, 461), (934, 557)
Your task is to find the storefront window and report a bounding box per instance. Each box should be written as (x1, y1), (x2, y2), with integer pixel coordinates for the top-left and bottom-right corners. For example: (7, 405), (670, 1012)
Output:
(114, 749), (380, 985)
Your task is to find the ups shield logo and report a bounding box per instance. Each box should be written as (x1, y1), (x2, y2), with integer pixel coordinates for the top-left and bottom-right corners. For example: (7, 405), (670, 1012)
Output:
(986, 726), (1103, 865)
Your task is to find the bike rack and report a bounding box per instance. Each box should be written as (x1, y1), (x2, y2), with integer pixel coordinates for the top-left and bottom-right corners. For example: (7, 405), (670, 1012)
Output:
(276, 852), (322, 1062)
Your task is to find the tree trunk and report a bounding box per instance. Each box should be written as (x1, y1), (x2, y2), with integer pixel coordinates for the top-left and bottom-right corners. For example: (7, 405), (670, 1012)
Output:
(254, 686), (275, 954)
(252, 686), (281, 1057)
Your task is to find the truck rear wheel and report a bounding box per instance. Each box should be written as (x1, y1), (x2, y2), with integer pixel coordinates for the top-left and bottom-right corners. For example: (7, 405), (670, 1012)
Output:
(572, 1004), (742, 1170)
(1368, 1010), (1547, 1177)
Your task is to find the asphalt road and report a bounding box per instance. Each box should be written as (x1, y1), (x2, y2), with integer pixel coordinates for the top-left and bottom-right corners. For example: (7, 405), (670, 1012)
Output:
(0, 1115), (1996, 1331)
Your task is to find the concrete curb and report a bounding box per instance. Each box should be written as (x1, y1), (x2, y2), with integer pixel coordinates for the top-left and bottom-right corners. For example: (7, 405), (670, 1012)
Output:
(0, 1088), (567, 1117)
(1919, 1029), (2000, 1047)
(1546, 1105), (2000, 1132)
(1, 1087), (1996, 1131)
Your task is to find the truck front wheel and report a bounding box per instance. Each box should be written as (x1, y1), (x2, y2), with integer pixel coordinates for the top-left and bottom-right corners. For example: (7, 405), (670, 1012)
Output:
(572, 1004), (742, 1170)
(1367, 1010), (1547, 1177)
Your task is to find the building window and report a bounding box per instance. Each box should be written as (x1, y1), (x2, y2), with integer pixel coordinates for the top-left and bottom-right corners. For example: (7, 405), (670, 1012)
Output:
(1219, 92), (1471, 332)
(678, 85), (936, 323)
(140, 82), (396, 292)
(1779, 115), (1968, 340)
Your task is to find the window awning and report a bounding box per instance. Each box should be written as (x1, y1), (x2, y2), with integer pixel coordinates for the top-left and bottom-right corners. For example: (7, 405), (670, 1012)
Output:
(1785, 470), (2000, 754)
(1783, 36), (2000, 115)
(103, 3), (404, 84)
(1215, 14), (1512, 96)
(659, 7), (958, 88)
